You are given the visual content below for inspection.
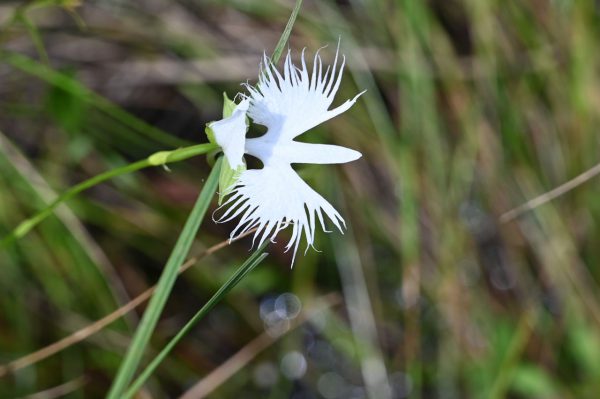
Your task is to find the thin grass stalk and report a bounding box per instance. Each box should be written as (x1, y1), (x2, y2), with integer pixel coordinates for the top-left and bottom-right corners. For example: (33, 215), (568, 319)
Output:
(270, 0), (303, 63)
(123, 250), (269, 399)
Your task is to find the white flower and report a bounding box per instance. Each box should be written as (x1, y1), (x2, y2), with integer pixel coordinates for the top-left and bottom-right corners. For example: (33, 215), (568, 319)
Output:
(213, 47), (364, 264)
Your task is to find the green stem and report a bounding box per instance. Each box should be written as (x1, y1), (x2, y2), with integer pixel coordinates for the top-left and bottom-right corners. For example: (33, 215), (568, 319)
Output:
(106, 157), (222, 399)
(123, 250), (269, 399)
(0, 143), (217, 247)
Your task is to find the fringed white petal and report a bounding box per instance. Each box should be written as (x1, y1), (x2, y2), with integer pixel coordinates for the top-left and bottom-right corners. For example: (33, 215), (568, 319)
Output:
(210, 99), (249, 169)
(246, 47), (364, 141)
(218, 163), (345, 264)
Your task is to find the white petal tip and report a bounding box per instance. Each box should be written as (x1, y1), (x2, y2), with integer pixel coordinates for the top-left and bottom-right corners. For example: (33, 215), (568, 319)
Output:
(348, 149), (362, 161)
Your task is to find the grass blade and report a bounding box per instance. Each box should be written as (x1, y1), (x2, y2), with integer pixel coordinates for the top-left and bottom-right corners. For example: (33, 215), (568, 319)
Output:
(271, 0), (303, 63)
(106, 157), (222, 399)
(123, 249), (269, 398)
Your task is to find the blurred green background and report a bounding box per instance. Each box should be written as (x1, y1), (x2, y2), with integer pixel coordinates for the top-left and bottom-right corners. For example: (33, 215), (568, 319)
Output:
(2, 0), (600, 398)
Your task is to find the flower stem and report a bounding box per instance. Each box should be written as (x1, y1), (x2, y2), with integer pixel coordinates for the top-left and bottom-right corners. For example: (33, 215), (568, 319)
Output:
(0, 143), (218, 247)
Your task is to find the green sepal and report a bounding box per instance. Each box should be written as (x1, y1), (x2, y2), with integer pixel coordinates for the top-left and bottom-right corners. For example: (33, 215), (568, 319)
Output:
(218, 160), (246, 205)
(204, 93), (237, 145)
(205, 124), (216, 144)
(222, 92), (237, 118)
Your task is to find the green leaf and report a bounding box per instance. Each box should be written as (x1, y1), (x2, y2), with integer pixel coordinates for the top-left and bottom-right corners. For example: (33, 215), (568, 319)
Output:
(270, 0), (303, 64)
(106, 158), (222, 399)
(123, 248), (268, 399)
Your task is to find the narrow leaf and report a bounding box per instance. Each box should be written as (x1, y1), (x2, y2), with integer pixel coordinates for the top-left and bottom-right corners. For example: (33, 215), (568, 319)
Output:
(123, 249), (268, 398)
(106, 158), (222, 399)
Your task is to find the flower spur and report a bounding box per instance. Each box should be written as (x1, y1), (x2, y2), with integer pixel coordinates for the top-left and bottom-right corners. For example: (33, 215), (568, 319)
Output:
(209, 46), (364, 264)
